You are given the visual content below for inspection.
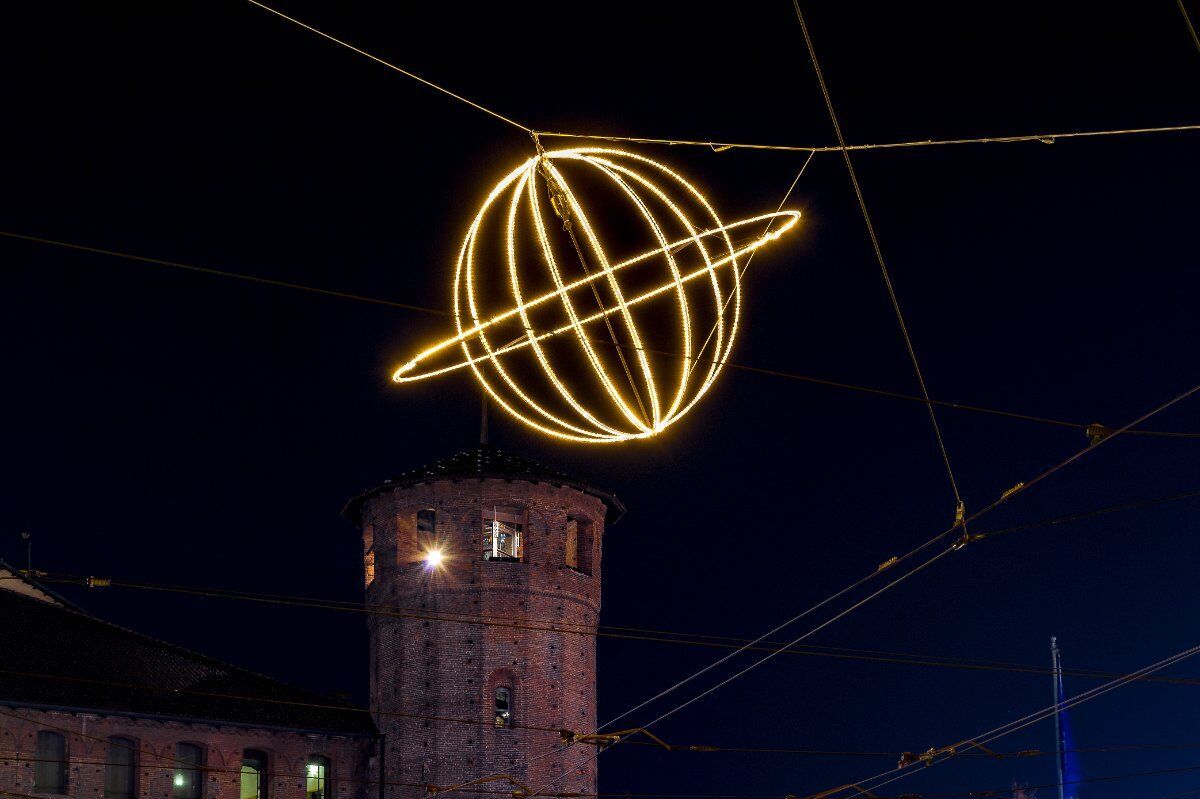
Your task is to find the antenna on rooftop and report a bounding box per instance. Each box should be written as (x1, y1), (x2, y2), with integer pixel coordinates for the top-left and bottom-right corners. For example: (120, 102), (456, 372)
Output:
(20, 531), (31, 574)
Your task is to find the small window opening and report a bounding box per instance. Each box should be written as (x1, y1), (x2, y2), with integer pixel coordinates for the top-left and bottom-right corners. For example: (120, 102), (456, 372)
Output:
(565, 520), (578, 569)
(483, 509), (522, 561)
(34, 731), (67, 794)
(363, 549), (376, 588)
(305, 756), (330, 799)
(567, 518), (593, 575)
(494, 686), (512, 728)
(417, 509), (436, 538)
(173, 743), (203, 799)
(240, 750), (267, 799)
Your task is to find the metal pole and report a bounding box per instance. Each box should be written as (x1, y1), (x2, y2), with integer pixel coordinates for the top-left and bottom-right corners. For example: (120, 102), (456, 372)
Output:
(1051, 637), (1065, 799)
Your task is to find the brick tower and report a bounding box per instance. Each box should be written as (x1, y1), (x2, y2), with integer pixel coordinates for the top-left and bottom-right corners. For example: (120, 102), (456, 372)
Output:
(343, 445), (624, 798)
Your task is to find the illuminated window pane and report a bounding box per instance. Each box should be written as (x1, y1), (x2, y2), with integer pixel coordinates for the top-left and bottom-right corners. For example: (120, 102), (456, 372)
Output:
(494, 686), (512, 728)
(173, 743), (203, 799)
(305, 756), (330, 799)
(483, 510), (522, 561)
(241, 750), (267, 799)
(363, 549), (375, 588)
(34, 731), (67, 794)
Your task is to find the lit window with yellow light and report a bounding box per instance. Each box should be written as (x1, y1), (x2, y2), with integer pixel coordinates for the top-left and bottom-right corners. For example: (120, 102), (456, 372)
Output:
(305, 756), (330, 799)
(240, 750), (267, 799)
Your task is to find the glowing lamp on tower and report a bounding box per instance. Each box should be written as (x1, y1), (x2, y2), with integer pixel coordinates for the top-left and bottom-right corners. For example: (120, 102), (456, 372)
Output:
(394, 147), (801, 443)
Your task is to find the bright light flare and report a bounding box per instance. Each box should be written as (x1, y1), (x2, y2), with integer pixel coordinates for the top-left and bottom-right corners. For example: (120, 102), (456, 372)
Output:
(423, 548), (445, 569)
(393, 147), (802, 443)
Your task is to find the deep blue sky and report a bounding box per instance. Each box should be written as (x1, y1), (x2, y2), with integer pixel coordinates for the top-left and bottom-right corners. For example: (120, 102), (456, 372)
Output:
(3, 2), (1200, 797)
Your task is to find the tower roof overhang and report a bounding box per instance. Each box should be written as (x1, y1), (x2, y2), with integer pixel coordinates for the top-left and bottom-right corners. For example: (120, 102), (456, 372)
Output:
(341, 445), (626, 527)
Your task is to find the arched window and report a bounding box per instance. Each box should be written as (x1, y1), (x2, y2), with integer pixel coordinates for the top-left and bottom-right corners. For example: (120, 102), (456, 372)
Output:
(173, 743), (203, 799)
(416, 509), (436, 539)
(240, 750), (268, 799)
(494, 686), (513, 728)
(34, 731), (67, 794)
(104, 737), (137, 799)
(305, 756), (331, 799)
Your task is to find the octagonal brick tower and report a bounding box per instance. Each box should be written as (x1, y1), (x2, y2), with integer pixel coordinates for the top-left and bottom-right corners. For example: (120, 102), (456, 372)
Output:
(343, 445), (624, 799)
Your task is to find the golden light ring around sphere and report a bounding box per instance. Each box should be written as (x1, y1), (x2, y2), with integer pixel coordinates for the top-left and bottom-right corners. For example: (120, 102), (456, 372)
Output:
(393, 147), (801, 443)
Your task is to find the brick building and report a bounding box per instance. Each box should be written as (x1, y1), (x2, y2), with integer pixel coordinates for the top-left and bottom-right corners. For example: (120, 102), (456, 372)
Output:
(1, 445), (623, 799)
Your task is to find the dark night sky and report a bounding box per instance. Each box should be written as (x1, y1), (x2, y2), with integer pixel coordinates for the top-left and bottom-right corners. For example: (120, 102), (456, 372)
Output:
(3, 2), (1200, 796)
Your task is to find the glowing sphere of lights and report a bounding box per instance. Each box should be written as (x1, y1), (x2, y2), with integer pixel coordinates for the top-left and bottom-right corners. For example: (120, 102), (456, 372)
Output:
(394, 147), (801, 443)
(423, 548), (445, 569)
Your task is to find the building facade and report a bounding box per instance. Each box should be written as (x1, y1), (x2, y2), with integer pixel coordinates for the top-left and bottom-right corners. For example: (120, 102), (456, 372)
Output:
(0, 562), (374, 799)
(343, 445), (623, 799)
(1, 446), (622, 799)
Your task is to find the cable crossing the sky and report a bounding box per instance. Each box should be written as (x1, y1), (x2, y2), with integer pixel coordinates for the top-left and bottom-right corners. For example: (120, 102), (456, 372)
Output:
(245, 0), (1200, 156)
(446, 377), (1200, 798)
(6, 229), (1197, 441)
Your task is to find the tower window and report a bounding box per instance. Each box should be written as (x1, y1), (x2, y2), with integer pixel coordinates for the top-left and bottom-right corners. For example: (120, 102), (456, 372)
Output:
(363, 523), (376, 588)
(363, 549), (376, 588)
(417, 509), (437, 538)
(34, 731), (67, 794)
(305, 756), (331, 799)
(241, 750), (268, 799)
(104, 738), (137, 799)
(173, 743), (203, 799)
(566, 518), (593, 575)
(494, 686), (512, 728)
(483, 509), (522, 561)
(565, 520), (578, 569)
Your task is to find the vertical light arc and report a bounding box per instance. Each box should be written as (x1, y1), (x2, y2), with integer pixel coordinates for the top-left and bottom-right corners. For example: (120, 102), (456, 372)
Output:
(395, 147), (802, 443)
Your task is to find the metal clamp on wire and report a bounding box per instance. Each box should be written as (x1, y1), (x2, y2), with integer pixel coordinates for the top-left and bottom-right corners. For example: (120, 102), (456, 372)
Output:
(950, 500), (973, 550)
(1086, 422), (1112, 446)
(561, 728), (672, 750)
(898, 745), (954, 768)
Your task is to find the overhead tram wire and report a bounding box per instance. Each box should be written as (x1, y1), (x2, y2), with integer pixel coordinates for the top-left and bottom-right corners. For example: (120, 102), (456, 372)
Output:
(534, 122), (1200, 153)
(7, 229), (1198, 441)
(689, 152), (815, 378)
(1, 687), (1196, 765)
(248, 0), (1200, 160)
(0, 231), (442, 316)
(1179, 0), (1200, 57)
(11, 5), (1193, 794)
(504, 378), (1200, 799)
(9, 660), (1200, 763)
(1160, 789), (1200, 799)
(245, 0), (529, 133)
(805, 639), (1200, 799)
(4, 754), (1200, 799)
(16, 522), (1200, 689)
(974, 485), (1200, 541)
(5, 750), (1200, 799)
(791, 0), (963, 514)
(7, 427), (1200, 772)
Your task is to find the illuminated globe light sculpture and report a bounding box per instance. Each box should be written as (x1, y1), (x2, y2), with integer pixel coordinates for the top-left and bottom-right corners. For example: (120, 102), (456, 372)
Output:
(393, 147), (801, 443)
